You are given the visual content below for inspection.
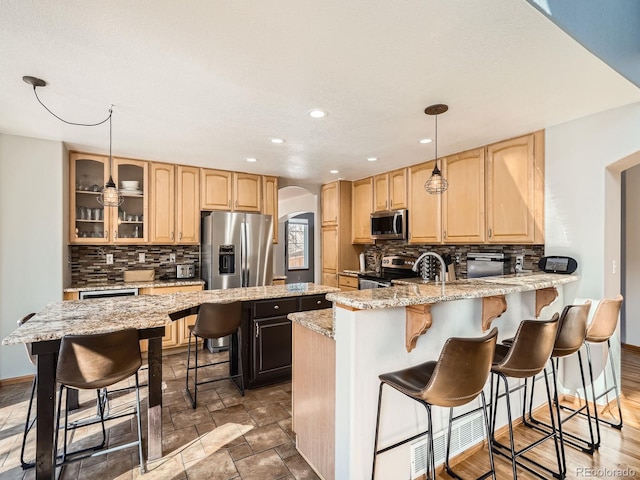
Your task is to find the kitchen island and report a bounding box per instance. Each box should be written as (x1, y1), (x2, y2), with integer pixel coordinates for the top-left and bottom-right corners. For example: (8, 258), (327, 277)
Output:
(291, 273), (578, 480)
(3, 282), (338, 480)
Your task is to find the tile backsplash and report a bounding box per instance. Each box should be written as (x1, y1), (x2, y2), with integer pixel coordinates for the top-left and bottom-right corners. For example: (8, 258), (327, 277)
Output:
(70, 245), (199, 286)
(363, 242), (544, 278)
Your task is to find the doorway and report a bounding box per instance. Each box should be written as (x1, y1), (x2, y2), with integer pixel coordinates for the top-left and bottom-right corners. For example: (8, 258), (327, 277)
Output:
(284, 212), (315, 283)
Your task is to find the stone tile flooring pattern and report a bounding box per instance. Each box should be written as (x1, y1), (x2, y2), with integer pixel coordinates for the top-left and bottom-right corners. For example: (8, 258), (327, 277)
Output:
(0, 350), (320, 480)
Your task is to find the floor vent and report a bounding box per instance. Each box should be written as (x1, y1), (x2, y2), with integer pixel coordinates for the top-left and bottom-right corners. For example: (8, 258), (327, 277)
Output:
(410, 412), (486, 479)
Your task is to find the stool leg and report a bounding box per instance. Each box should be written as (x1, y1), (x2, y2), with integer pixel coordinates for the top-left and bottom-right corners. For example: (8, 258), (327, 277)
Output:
(20, 375), (37, 470)
(237, 330), (245, 395)
(425, 403), (435, 480)
(604, 340), (624, 429)
(53, 385), (64, 465)
(96, 388), (107, 449)
(576, 350), (596, 452)
(500, 374), (519, 480)
(186, 329), (197, 409)
(548, 360), (566, 478)
(480, 391), (497, 480)
(134, 372), (146, 474)
(371, 382), (384, 480)
(584, 342), (602, 447)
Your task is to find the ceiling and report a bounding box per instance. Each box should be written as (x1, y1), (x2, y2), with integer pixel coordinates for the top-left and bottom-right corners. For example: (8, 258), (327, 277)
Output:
(1, 1), (639, 185)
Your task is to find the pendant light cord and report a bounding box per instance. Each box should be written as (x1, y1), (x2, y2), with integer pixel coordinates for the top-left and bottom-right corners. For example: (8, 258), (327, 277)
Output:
(31, 85), (112, 127)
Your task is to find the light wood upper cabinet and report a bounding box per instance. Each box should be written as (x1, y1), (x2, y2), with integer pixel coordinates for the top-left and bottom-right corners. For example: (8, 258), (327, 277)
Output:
(352, 177), (374, 244)
(486, 132), (543, 244)
(200, 169), (232, 210)
(176, 165), (200, 244)
(113, 158), (148, 244)
(321, 182), (339, 226)
(262, 176), (278, 243)
(441, 149), (485, 243)
(149, 162), (176, 243)
(234, 172), (261, 212)
(373, 169), (407, 212)
(408, 161), (441, 244)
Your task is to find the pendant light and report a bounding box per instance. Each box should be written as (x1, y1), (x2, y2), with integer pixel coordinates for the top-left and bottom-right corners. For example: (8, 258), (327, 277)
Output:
(97, 108), (123, 207)
(424, 104), (449, 195)
(22, 75), (122, 206)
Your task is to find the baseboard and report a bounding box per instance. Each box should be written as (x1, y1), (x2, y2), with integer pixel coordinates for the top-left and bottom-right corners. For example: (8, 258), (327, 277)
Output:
(622, 343), (640, 353)
(0, 374), (34, 386)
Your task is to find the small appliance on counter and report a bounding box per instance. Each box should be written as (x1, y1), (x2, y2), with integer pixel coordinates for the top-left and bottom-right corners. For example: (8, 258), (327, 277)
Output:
(467, 253), (511, 278)
(176, 264), (195, 279)
(538, 256), (578, 274)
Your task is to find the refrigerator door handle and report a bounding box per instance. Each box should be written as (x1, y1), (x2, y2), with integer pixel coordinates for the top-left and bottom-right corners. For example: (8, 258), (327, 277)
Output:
(241, 221), (247, 287)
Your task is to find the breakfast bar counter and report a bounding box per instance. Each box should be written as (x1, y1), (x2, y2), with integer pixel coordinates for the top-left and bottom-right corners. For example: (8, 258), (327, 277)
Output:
(3, 282), (338, 480)
(295, 273), (579, 480)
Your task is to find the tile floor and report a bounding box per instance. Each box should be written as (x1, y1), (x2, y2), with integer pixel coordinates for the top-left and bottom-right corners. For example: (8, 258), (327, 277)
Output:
(0, 350), (320, 480)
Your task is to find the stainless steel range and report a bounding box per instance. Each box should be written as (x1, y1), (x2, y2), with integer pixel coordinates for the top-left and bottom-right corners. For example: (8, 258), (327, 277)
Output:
(358, 255), (419, 289)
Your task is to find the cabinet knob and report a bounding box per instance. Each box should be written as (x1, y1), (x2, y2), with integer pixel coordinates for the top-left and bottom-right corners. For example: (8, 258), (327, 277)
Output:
(488, 228), (492, 238)
(316, 300), (321, 305)
(255, 323), (259, 338)
(444, 230), (447, 239)
(179, 232), (182, 241)
(171, 232), (174, 241)
(114, 230), (118, 239)
(235, 200), (238, 208)
(273, 305), (279, 310)
(104, 231), (108, 239)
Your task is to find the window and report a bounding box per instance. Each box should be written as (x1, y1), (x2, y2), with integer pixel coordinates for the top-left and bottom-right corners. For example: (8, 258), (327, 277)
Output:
(287, 218), (309, 270)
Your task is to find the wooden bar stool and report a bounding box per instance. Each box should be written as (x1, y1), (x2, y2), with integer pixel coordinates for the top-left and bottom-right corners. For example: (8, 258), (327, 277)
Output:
(371, 328), (498, 480)
(54, 328), (145, 473)
(489, 314), (561, 480)
(186, 302), (244, 409)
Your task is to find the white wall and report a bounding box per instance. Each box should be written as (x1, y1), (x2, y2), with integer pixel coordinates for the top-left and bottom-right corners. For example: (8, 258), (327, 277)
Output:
(624, 163), (640, 345)
(545, 101), (640, 299)
(0, 133), (65, 379)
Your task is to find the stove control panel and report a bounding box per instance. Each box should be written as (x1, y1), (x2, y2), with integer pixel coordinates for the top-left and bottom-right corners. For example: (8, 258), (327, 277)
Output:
(381, 255), (417, 270)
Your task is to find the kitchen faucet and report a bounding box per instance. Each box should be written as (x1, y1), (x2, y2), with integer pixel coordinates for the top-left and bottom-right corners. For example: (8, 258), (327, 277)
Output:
(412, 252), (446, 295)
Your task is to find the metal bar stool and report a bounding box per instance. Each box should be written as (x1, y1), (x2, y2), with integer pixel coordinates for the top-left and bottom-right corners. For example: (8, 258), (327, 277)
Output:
(371, 328), (498, 480)
(186, 302), (244, 409)
(17, 313), (37, 470)
(558, 295), (624, 448)
(524, 301), (594, 464)
(53, 328), (145, 473)
(489, 314), (562, 480)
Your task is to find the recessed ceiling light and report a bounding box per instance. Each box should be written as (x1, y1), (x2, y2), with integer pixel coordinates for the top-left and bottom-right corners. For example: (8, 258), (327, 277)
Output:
(270, 138), (285, 144)
(246, 157), (258, 163)
(419, 138), (433, 144)
(367, 157), (378, 162)
(330, 169), (339, 174)
(309, 109), (327, 118)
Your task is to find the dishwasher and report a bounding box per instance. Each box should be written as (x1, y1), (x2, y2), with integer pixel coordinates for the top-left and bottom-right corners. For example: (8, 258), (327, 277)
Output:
(79, 288), (139, 299)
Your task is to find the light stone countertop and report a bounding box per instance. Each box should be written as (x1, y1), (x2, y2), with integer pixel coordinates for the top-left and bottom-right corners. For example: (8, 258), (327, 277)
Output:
(289, 308), (334, 339)
(63, 279), (205, 292)
(3, 283), (339, 345)
(326, 273), (579, 310)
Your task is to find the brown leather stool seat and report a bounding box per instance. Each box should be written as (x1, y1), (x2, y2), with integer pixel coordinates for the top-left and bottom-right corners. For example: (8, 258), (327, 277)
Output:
(17, 313), (37, 470)
(523, 301), (594, 469)
(557, 296), (624, 449)
(54, 329), (145, 473)
(186, 302), (244, 409)
(372, 328), (498, 480)
(489, 314), (561, 480)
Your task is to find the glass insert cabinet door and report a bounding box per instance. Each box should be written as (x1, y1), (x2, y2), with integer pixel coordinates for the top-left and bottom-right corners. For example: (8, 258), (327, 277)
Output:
(114, 158), (148, 243)
(70, 152), (111, 243)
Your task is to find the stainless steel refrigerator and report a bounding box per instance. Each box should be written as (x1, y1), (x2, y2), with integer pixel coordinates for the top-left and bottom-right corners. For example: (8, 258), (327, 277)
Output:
(201, 211), (273, 290)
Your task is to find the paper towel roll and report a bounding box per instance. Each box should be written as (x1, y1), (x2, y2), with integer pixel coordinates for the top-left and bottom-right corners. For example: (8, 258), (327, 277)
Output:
(359, 253), (366, 272)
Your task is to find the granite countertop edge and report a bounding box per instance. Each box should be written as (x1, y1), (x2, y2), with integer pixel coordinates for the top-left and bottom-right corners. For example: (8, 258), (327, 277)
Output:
(288, 308), (334, 339)
(4, 283), (340, 345)
(326, 273), (580, 310)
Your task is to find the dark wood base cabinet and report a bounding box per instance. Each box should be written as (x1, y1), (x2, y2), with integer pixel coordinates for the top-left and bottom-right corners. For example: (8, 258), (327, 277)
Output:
(231, 294), (332, 389)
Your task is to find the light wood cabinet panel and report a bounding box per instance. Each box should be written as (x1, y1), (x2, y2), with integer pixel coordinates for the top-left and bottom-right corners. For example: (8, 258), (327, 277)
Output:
(486, 132), (543, 243)
(322, 271), (338, 287)
(176, 165), (200, 244)
(113, 158), (148, 244)
(408, 161), (441, 244)
(69, 152), (112, 244)
(234, 172), (261, 212)
(321, 226), (338, 273)
(262, 176), (279, 243)
(338, 275), (359, 291)
(352, 177), (374, 244)
(373, 169), (407, 212)
(442, 149), (485, 243)
(321, 182), (339, 226)
(200, 168), (232, 210)
(389, 168), (408, 210)
(149, 163), (176, 243)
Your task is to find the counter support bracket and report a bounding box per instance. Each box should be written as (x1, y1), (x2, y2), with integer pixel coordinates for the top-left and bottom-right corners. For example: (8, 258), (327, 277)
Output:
(535, 287), (558, 317)
(406, 304), (433, 352)
(482, 295), (507, 331)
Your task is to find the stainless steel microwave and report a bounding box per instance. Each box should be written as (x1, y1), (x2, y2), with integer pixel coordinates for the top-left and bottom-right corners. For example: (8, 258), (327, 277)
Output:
(371, 209), (408, 240)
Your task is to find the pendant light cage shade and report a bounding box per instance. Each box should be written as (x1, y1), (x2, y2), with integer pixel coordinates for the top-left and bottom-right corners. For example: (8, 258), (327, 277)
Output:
(424, 104), (449, 195)
(98, 108), (123, 207)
